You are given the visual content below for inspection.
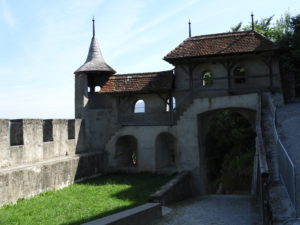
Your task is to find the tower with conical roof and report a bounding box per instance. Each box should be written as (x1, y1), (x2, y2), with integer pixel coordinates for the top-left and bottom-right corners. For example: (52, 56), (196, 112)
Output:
(74, 18), (116, 118)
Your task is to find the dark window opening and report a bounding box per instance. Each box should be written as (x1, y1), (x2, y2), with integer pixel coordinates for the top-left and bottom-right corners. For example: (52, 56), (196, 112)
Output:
(234, 67), (246, 84)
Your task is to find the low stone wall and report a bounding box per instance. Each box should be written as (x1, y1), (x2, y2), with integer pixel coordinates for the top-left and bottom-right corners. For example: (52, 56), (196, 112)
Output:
(149, 171), (192, 205)
(0, 152), (103, 206)
(82, 203), (161, 225)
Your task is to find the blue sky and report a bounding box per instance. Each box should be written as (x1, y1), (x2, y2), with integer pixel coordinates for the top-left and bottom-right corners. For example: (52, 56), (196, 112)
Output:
(0, 0), (299, 118)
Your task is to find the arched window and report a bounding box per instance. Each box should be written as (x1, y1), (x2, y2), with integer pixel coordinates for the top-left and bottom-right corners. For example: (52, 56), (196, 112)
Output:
(134, 100), (145, 113)
(166, 97), (176, 112)
(234, 67), (246, 83)
(95, 86), (101, 92)
(202, 71), (213, 86)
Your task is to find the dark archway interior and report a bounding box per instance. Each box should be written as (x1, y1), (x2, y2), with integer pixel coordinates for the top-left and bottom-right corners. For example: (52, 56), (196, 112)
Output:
(155, 132), (176, 169)
(204, 110), (255, 194)
(115, 135), (138, 167)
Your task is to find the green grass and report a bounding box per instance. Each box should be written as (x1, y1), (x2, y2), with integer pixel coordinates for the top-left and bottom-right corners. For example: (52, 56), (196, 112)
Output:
(0, 173), (170, 225)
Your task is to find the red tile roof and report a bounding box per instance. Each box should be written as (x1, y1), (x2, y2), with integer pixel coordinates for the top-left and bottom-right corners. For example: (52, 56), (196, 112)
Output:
(164, 31), (279, 62)
(100, 70), (173, 94)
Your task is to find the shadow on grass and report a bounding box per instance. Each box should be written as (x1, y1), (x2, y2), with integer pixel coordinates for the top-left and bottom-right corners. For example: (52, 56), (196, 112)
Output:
(60, 173), (170, 225)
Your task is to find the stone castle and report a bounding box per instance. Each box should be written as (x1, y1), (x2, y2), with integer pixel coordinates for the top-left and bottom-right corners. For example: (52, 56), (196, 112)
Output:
(1, 20), (299, 222)
(74, 21), (280, 191)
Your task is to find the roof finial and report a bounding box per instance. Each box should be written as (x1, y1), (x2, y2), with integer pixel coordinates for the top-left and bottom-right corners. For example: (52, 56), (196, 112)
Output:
(92, 17), (95, 37)
(251, 12), (254, 31)
(188, 19), (191, 38)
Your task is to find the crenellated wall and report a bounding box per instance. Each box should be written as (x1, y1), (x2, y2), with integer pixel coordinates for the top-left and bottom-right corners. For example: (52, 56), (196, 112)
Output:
(0, 119), (88, 168)
(0, 119), (104, 206)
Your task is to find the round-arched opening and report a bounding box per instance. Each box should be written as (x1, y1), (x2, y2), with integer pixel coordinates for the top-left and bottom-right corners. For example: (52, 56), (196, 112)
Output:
(234, 66), (246, 84)
(134, 100), (145, 113)
(202, 109), (255, 194)
(155, 132), (176, 169)
(115, 135), (138, 167)
(202, 71), (213, 86)
(166, 97), (176, 112)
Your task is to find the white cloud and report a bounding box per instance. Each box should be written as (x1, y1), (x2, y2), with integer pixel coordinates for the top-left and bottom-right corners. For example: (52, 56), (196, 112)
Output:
(0, 0), (15, 26)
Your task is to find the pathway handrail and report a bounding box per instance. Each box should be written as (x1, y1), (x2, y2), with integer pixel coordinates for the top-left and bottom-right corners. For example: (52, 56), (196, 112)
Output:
(265, 94), (297, 212)
(255, 94), (270, 225)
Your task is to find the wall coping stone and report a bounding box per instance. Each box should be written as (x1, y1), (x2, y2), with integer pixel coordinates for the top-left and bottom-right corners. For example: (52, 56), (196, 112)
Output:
(82, 203), (161, 225)
(0, 152), (102, 173)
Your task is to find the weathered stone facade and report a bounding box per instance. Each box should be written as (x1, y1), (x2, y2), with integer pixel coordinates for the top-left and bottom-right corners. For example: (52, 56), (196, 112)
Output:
(0, 119), (103, 206)
(75, 29), (283, 196)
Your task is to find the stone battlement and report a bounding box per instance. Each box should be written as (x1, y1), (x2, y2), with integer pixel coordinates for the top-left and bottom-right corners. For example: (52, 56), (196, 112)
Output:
(0, 119), (87, 169)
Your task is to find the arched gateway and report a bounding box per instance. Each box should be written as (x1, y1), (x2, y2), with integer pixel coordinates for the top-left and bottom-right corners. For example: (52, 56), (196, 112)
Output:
(198, 108), (256, 194)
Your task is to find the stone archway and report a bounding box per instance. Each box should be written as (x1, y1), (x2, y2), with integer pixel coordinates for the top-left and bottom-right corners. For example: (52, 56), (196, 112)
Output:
(115, 135), (138, 167)
(155, 132), (176, 169)
(198, 108), (256, 194)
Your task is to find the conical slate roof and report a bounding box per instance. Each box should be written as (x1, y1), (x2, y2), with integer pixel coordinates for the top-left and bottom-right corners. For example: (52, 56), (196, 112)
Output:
(75, 35), (116, 74)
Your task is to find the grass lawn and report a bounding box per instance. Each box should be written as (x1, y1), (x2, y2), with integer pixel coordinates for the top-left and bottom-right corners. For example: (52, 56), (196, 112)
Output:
(0, 173), (170, 225)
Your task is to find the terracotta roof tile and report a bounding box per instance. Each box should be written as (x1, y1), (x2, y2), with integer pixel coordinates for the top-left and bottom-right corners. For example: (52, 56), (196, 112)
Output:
(164, 31), (279, 62)
(100, 70), (173, 94)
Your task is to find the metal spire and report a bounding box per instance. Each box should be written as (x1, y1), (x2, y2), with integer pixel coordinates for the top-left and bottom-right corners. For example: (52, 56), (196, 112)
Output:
(92, 17), (95, 37)
(251, 13), (254, 31)
(188, 19), (191, 38)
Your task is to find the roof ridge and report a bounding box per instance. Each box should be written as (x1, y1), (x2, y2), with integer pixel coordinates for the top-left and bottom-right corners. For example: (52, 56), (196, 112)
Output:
(114, 70), (173, 77)
(190, 30), (253, 40)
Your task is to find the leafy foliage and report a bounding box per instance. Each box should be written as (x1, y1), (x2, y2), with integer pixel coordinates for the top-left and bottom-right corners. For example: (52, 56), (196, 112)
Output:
(230, 13), (292, 43)
(205, 110), (255, 194)
(230, 22), (243, 32)
(290, 15), (300, 63)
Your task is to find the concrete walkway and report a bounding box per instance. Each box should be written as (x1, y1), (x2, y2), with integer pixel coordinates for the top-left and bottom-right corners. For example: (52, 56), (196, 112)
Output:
(153, 195), (262, 225)
(277, 103), (300, 166)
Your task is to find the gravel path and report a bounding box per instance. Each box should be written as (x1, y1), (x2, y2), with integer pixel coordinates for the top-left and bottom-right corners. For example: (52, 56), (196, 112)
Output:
(153, 195), (262, 225)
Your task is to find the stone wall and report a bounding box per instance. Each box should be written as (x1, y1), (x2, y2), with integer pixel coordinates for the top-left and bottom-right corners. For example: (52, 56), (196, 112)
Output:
(0, 152), (103, 206)
(104, 93), (259, 194)
(0, 118), (103, 206)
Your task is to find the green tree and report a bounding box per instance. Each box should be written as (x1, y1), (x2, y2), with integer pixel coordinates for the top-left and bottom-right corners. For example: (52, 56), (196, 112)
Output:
(205, 110), (255, 194)
(230, 13), (291, 43)
(290, 15), (300, 62)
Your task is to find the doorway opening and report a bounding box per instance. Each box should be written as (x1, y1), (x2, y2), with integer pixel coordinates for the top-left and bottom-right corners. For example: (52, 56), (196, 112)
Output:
(200, 109), (255, 194)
